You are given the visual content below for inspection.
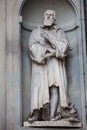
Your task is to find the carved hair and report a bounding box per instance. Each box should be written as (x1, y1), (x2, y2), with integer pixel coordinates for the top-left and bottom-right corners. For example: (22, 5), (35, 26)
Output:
(44, 9), (56, 20)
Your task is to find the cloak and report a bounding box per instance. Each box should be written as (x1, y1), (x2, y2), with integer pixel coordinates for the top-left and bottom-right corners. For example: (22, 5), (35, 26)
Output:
(29, 25), (70, 114)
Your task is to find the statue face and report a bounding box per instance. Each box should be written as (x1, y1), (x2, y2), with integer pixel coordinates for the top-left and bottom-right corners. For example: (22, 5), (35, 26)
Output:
(44, 10), (55, 27)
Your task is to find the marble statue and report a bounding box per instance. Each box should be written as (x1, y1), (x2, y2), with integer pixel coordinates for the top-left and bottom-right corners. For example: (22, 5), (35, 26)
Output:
(28, 9), (79, 124)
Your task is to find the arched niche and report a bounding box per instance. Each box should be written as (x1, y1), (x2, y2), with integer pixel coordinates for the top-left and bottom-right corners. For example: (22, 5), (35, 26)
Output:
(20, 0), (85, 125)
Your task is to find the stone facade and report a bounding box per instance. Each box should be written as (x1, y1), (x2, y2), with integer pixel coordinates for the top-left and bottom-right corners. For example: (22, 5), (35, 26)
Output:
(0, 0), (87, 130)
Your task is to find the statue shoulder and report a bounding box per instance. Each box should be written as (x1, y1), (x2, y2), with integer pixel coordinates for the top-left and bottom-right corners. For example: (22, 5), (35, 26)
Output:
(53, 25), (64, 33)
(54, 25), (65, 33)
(31, 26), (40, 35)
(32, 25), (42, 32)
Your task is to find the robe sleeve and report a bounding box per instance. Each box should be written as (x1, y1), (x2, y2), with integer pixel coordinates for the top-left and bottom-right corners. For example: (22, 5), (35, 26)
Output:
(54, 29), (70, 59)
(29, 29), (46, 64)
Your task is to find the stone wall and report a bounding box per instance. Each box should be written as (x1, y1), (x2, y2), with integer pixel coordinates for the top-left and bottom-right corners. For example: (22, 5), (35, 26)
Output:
(0, 0), (87, 130)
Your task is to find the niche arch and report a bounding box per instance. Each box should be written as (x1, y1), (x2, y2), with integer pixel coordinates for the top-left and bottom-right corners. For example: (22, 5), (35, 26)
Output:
(20, 0), (86, 126)
(19, 0), (79, 17)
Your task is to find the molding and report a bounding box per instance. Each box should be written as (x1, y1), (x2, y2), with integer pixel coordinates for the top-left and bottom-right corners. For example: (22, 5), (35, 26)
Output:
(21, 20), (79, 32)
(68, 0), (80, 17)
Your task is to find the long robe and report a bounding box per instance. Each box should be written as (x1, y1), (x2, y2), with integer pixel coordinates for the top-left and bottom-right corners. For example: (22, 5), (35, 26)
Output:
(29, 25), (70, 114)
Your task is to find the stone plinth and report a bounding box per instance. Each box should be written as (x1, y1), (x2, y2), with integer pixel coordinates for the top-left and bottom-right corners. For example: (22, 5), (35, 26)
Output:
(23, 120), (82, 128)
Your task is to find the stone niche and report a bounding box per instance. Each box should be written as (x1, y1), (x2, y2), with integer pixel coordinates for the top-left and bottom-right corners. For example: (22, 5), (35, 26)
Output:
(20, 0), (86, 128)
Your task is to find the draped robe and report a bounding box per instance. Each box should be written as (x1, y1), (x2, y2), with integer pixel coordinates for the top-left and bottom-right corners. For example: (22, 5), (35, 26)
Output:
(29, 25), (70, 114)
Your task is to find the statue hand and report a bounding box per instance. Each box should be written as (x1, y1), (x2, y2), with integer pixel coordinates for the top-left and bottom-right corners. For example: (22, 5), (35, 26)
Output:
(46, 48), (56, 55)
(40, 30), (50, 41)
(43, 48), (56, 58)
(40, 30), (56, 48)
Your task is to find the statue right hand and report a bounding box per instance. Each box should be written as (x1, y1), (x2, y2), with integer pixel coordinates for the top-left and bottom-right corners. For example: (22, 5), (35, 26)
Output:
(40, 30), (56, 49)
(40, 30), (49, 41)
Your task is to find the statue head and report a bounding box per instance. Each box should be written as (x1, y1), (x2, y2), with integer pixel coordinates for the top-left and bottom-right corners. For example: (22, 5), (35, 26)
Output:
(43, 9), (56, 27)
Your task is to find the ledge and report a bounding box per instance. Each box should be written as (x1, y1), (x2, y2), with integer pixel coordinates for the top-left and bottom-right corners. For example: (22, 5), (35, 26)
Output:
(23, 119), (82, 128)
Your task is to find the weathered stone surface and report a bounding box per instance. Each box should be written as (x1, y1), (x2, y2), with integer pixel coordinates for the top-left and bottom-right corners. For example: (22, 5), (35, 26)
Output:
(24, 120), (82, 128)
(28, 9), (80, 126)
(0, 0), (86, 130)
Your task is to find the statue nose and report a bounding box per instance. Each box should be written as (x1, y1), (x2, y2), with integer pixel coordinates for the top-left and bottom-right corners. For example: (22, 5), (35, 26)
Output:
(47, 15), (50, 18)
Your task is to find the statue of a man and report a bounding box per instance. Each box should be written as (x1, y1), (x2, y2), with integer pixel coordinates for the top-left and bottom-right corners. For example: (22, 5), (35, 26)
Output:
(28, 9), (76, 123)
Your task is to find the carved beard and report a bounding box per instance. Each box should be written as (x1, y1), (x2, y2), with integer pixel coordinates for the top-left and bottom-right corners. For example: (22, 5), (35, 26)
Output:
(44, 19), (54, 26)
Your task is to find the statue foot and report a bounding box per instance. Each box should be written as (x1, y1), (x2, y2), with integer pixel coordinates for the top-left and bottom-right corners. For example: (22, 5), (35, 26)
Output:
(28, 116), (38, 123)
(50, 113), (62, 121)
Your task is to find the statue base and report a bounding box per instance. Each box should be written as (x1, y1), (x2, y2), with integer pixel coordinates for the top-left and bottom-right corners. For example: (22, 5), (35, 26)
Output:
(23, 119), (82, 128)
